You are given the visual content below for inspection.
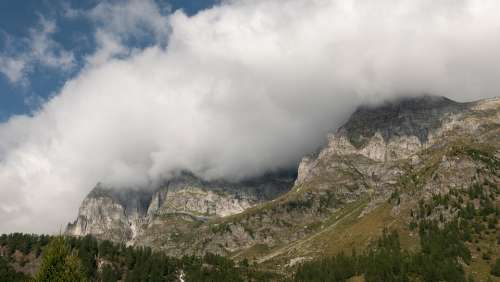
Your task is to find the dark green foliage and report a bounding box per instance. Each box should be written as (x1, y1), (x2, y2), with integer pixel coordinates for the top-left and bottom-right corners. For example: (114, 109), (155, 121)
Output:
(390, 189), (401, 205)
(182, 253), (244, 282)
(121, 246), (178, 282)
(0, 255), (29, 281)
(179, 252), (280, 282)
(411, 220), (469, 282)
(294, 230), (410, 282)
(418, 220), (471, 265)
(363, 230), (409, 282)
(97, 240), (115, 260)
(459, 202), (476, 220)
(35, 236), (88, 282)
(0, 233), (49, 257)
(1, 233), (274, 281)
(99, 264), (119, 282)
(294, 220), (471, 282)
(462, 147), (500, 173)
(491, 259), (500, 277)
(294, 251), (356, 282)
(482, 252), (491, 261)
(285, 198), (314, 211)
(409, 220), (418, 230)
(70, 235), (99, 279)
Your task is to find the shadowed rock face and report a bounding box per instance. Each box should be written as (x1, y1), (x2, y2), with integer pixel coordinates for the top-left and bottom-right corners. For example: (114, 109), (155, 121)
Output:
(341, 95), (468, 148)
(87, 184), (154, 217)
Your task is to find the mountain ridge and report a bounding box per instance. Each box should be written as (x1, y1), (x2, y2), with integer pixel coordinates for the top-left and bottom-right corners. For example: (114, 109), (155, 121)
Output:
(65, 95), (500, 279)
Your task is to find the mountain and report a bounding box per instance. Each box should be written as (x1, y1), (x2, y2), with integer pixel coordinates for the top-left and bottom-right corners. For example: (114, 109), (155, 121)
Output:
(66, 170), (296, 248)
(66, 95), (499, 279)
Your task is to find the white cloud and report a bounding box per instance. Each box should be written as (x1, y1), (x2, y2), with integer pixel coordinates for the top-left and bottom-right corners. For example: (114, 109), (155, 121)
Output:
(86, 30), (128, 66)
(61, 2), (82, 19)
(1, 0), (500, 233)
(84, 0), (171, 66)
(29, 16), (75, 70)
(0, 16), (75, 84)
(0, 56), (27, 84)
(88, 0), (170, 43)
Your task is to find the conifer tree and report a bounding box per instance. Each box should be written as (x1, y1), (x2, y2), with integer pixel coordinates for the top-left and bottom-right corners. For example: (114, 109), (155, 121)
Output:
(35, 236), (87, 282)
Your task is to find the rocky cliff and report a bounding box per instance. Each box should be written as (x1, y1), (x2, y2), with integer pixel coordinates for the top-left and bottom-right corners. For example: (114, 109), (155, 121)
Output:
(67, 95), (499, 274)
(66, 171), (295, 245)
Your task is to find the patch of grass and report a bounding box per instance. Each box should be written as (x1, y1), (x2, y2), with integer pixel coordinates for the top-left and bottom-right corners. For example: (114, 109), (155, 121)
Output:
(233, 244), (272, 261)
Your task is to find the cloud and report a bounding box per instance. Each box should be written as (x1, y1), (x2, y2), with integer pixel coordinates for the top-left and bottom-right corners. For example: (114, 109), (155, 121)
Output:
(84, 0), (171, 66)
(1, 0), (500, 233)
(0, 15), (75, 84)
(61, 2), (82, 19)
(29, 16), (75, 70)
(88, 0), (170, 43)
(0, 56), (27, 84)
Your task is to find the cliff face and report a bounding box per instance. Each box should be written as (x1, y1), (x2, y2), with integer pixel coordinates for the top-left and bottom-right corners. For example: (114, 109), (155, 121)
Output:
(66, 171), (295, 245)
(66, 185), (152, 243)
(296, 96), (495, 185)
(67, 95), (499, 267)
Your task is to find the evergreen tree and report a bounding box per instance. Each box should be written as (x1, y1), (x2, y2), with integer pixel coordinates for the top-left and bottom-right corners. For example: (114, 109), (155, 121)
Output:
(35, 236), (88, 282)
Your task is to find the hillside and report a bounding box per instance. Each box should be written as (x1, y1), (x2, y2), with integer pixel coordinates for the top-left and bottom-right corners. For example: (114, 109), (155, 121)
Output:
(57, 95), (500, 280)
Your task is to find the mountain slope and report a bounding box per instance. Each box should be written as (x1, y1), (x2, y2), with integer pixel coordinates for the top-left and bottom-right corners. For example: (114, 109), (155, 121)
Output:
(67, 95), (500, 278)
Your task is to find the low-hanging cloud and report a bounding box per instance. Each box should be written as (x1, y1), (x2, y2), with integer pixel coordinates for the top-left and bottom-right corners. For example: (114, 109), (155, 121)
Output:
(1, 0), (500, 233)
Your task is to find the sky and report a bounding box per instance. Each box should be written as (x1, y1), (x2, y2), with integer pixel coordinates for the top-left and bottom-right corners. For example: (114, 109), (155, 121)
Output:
(0, 0), (500, 233)
(0, 0), (217, 121)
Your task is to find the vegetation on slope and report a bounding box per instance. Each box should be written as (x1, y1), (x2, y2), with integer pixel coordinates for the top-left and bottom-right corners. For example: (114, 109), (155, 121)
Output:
(0, 234), (277, 281)
(294, 177), (499, 282)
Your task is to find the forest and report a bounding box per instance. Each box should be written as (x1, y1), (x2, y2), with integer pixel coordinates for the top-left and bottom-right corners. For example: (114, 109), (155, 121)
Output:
(0, 232), (278, 281)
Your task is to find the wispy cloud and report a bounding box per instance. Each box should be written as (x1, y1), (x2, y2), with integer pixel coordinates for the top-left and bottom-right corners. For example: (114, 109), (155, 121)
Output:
(29, 16), (75, 70)
(0, 15), (75, 85)
(61, 2), (82, 19)
(88, 0), (170, 43)
(83, 0), (171, 66)
(0, 56), (27, 84)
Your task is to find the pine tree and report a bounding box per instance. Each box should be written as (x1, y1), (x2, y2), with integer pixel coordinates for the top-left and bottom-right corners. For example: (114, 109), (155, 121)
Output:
(35, 236), (88, 282)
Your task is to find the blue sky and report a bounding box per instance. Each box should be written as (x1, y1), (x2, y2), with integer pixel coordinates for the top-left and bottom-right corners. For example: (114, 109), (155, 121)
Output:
(0, 0), (217, 121)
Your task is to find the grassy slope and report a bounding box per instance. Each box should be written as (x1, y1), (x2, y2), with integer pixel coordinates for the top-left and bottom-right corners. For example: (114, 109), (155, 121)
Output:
(223, 136), (499, 280)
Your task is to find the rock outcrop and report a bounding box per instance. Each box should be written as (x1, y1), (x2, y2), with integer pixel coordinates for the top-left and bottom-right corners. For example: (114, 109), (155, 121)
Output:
(296, 96), (496, 185)
(66, 171), (295, 245)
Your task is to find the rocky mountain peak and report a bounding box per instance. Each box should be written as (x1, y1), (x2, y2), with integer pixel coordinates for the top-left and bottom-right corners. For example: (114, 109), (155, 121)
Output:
(339, 95), (466, 148)
(296, 95), (498, 185)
